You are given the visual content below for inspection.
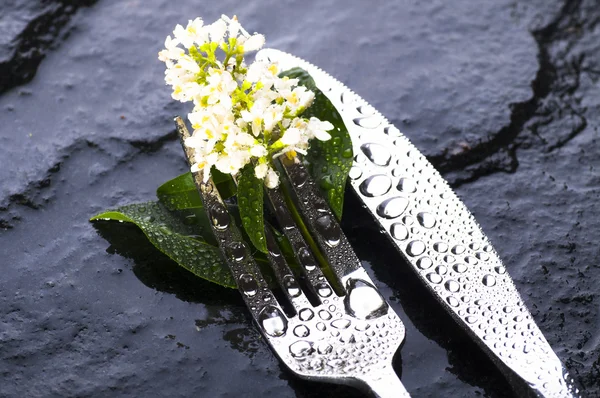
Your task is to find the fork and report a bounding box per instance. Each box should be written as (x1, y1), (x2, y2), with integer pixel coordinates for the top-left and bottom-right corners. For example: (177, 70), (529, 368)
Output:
(175, 117), (411, 397)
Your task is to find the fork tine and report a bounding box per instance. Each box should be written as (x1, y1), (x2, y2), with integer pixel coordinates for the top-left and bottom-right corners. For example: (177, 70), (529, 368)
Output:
(263, 225), (312, 309)
(277, 155), (362, 289)
(264, 183), (336, 302)
(175, 117), (284, 319)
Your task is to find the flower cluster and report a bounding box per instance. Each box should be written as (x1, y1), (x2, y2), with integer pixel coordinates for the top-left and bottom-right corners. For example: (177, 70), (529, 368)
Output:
(159, 15), (333, 188)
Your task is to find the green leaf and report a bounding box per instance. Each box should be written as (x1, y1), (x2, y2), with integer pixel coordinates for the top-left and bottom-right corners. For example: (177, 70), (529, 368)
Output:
(156, 170), (237, 211)
(237, 165), (267, 253)
(90, 202), (235, 288)
(280, 67), (353, 220)
(157, 173), (202, 210)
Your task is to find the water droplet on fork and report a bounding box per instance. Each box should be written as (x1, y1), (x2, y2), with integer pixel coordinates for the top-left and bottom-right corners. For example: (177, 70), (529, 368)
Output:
(284, 275), (301, 297)
(238, 274), (258, 297)
(259, 306), (287, 337)
(291, 167), (309, 188)
(227, 242), (246, 261)
(331, 319), (351, 329)
(319, 310), (332, 320)
(210, 204), (230, 230)
(315, 215), (341, 247)
(317, 283), (333, 298)
(298, 247), (316, 271)
(344, 279), (388, 319)
(293, 325), (310, 338)
(299, 308), (314, 321)
(289, 340), (314, 358)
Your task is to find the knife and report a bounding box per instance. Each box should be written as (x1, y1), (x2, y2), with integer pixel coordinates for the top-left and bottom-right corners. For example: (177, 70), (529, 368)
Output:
(256, 48), (580, 398)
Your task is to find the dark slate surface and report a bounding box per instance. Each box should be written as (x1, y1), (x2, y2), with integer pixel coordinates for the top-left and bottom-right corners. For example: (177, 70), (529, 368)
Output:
(1, 0), (598, 396)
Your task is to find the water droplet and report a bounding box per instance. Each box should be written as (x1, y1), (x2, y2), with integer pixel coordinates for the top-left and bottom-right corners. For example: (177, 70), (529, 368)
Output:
(384, 126), (401, 137)
(390, 223), (409, 241)
(397, 178), (417, 193)
(343, 279), (388, 319)
(494, 266), (506, 275)
(259, 306), (287, 337)
(238, 274), (258, 297)
(298, 247), (316, 271)
(210, 204), (230, 230)
(426, 273), (443, 284)
(482, 274), (496, 287)
(284, 275), (301, 297)
(436, 265), (448, 275)
(452, 245), (466, 255)
(377, 197), (409, 219)
(453, 263), (467, 273)
(227, 242), (246, 261)
(316, 322), (326, 331)
(469, 243), (480, 251)
(417, 257), (433, 270)
(289, 340), (314, 358)
(447, 296), (460, 307)
(360, 143), (391, 166)
(417, 212), (436, 228)
(407, 240), (426, 257)
(316, 342), (333, 355)
(359, 175), (392, 197)
(291, 167), (308, 188)
(443, 255), (455, 263)
(331, 319), (351, 329)
(348, 166), (362, 180)
(476, 252), (490, 261)
(319, 310), (332, 320)
(434, 242), (448, 253)
(317, 283), (333, 298)
(465, 316), (478, 324)
(315, 215), (341, 247)
(465, 256), (478, 265)
(445, 280), (460, 293)
(299, 308), (314, 321)
(293, 325), (310, 338)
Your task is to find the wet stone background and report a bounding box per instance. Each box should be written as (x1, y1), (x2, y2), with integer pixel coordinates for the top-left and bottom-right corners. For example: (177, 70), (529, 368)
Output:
(1, 0), (599, 397)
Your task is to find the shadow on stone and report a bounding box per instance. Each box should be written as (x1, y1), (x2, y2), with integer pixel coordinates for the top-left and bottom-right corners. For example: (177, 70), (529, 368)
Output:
(92, 221), (241, 306)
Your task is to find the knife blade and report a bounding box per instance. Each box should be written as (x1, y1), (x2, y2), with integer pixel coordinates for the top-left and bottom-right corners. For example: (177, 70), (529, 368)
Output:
(256, 48), (580, 398)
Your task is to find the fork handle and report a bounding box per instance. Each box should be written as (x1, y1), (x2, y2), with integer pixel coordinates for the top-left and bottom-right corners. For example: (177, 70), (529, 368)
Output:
(361, 366), (411, 398)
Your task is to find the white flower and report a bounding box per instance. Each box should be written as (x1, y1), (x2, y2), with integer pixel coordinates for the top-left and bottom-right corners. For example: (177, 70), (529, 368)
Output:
(265, 168), (279, 188)
(173, 18), (207, 49)
(280, 128), (301, 146)
(307, 117), (333, 141)
(284, 86), (315, 114)
(240, 102), (266, 137)
(162, 15), (333, 189)
(201, 69), (237, 109)
(240, 34), (265, 52)
(208, 19), (227, 42)
(158, 36), (184, 66)
(254, 163), (269, 179)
